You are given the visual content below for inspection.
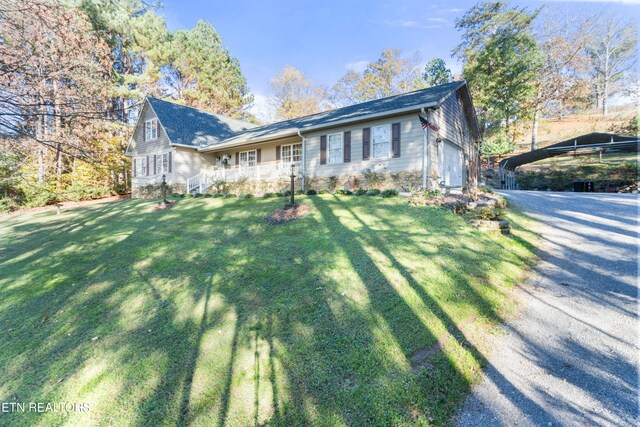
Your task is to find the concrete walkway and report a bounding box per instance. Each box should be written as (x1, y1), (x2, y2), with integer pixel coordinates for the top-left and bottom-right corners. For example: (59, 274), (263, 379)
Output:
(456, 191), (639, 426)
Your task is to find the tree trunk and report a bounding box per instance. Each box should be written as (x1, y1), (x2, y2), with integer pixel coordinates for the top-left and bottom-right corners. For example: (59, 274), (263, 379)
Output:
(531, 108), (540, 151)
(602, 45), (610, 116)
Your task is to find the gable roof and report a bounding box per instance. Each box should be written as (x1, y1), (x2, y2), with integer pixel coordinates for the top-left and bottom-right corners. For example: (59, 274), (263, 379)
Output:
(132, 81), (473, 153)
(203, 80), (467, 150)
(146, 97), (257, 148)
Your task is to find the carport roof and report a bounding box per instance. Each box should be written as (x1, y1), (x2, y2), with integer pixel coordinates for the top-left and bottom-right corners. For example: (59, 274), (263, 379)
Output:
(499, 133), (639, 171)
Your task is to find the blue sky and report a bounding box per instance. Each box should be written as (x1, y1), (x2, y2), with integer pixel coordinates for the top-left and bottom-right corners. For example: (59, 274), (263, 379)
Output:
(161, 0), (639, 119)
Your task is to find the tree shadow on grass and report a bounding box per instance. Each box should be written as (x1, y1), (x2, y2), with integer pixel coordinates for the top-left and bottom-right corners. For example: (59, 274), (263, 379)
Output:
(0, 195), (543, 426)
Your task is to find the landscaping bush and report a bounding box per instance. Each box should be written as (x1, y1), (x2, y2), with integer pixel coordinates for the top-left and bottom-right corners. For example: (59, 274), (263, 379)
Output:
(212, 193), (224, 198)
(282, 190), (291, 197)
(305, 189), (317, 195)
(223, 194), (235, 199)
(295, 189), (305, 195)
(240, 193), (254, 199)
(262, 192), (276, 199)
(354, 188), (367, 196)
(194, 193), (204, 198)
(380, 189), (399, 198)
(468, 207), (506, 221)
(366, 189), (381, 196)
(335, 189), (353, 195)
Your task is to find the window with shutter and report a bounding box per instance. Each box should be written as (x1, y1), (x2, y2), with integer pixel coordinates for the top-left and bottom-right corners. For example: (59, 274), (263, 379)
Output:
(328, 133), (343, 164)
(371, 125), (391, 159)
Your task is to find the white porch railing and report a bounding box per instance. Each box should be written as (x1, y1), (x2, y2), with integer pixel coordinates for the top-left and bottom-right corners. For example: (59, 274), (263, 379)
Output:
(186, 160), (301, 194)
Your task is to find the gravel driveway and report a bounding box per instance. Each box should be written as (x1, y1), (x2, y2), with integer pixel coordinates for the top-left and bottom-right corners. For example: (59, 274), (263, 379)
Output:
(456, 191), (639, 426)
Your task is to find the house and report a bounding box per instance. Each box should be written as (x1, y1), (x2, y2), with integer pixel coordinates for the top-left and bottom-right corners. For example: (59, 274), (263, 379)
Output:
(125, 81), (481, 197)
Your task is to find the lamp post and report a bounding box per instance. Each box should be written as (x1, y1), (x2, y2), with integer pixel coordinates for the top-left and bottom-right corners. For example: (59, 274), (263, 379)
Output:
(160, 174), (168, 205)
(289, 163), (296, 206)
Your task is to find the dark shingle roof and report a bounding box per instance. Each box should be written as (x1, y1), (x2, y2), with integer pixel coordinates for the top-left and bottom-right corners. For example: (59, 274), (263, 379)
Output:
(147, 81), (465, 149)
(147, 97), (257, 147)
(215, 81), (465, 146)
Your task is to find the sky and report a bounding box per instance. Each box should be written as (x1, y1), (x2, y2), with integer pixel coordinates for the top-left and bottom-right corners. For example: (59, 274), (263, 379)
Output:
(160, 0), (640, 120)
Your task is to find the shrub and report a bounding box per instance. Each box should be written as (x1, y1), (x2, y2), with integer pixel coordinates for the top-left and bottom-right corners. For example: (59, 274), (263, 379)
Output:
(203, 194), (214, 198)
(244, 193), (254, 199)
(366, 189), (381, 196)
(223, 194), (235, 199)
(335, 189), (353, 195)
(354, 188), (367, 196)
(478, 185), (494, 194)
(380, 189), (399, 198)
(212, 193), (224, 198)
(262, 192), (276, 198)
(184, 193), (193, 198)
(295, 189), (305, 195)
(469, 207), (505, 221)
(194, 193), (204, 198)
(305, 189), (317, 195)
(282, 190), (291, 197)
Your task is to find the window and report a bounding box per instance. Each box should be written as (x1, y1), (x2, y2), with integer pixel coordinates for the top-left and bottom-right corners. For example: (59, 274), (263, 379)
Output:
(134, 157), (146, 177)
(328, 133), (343, 164)
(281, 143), (302, 164)
(371, 125), (391, 159)
(156, 153), (168, 175)
(239, 150), (256, 167)
(145, 119), (158, 141)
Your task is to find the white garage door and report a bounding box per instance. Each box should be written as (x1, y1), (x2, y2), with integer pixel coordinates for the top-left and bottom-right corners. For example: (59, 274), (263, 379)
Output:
(442, 142), (463, 187)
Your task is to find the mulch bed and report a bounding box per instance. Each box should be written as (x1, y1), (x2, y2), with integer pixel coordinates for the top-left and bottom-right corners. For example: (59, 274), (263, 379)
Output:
(266, 204), (311, 224)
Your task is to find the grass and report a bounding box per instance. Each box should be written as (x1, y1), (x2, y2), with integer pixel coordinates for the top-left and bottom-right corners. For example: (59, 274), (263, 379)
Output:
(0, 195), (536, 426)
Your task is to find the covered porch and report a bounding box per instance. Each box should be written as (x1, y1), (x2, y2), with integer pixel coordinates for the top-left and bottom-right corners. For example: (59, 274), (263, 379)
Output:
(186, 135), (304, 194)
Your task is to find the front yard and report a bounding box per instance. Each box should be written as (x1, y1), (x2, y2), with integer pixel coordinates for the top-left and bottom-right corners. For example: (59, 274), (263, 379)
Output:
(0, 195), (535, 426)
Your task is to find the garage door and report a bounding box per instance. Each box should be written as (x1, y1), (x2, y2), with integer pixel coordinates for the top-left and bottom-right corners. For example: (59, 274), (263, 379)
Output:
(442, 142), (463, 187)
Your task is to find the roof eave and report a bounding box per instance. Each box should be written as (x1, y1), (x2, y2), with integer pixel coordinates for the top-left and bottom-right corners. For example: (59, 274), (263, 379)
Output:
(198, 100), (439, 152)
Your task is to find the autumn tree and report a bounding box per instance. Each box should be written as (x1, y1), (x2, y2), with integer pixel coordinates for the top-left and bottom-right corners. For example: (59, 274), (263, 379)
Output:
(529, 11), (592, 150)
(332, 49), (420, 107)
(454, 2), (542, 141)
(585, 15), (638, 115)
(269, 66), (327, 120)
(0, 0), (112, 192)
(422, 58), (454, 87)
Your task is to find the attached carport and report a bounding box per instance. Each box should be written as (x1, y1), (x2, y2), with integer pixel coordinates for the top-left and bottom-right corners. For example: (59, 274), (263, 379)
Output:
(497, 133), (639, 189)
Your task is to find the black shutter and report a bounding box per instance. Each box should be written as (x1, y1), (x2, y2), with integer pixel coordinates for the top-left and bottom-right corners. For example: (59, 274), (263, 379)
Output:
(392, 123), (401, 158)
(153, 155), (157, 174)
(146, 156), (150, 176)
(320, 135), (327, 165)
(343, 131), (351, 163)
(256, 149), (261, 164)
(168, 152), (172, 173)
(133, 158), (136, 177)
(362, 128), (371, 160)
(235, 152), (239, 167)
(142, 122), (146, 142)
(155, 119), (159, 138)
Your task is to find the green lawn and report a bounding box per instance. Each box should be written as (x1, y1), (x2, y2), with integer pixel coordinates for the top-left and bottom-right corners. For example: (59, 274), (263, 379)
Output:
(0, 195), (535, 426)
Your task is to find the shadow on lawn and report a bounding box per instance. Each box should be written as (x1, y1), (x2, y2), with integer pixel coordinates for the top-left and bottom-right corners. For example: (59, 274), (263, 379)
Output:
(0, 195), (539, 426)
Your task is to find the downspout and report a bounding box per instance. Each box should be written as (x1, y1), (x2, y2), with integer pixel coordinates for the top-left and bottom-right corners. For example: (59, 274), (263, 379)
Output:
(421, 106), (440, 189)
(297, 129), (306, 191)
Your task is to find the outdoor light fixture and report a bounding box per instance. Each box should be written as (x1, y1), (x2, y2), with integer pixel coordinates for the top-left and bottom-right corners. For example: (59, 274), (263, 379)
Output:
(289, 163), (296, 206)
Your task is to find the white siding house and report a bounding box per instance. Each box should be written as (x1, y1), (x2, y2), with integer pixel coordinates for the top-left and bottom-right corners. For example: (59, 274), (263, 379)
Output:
(125, 81), (481, 196)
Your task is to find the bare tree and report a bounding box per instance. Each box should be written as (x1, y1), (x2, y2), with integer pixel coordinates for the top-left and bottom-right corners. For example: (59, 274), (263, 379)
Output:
(586, 15), (638, 115)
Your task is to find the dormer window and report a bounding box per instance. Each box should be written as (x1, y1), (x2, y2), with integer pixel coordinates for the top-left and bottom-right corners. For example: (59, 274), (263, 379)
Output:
(144, 118), (158, 141)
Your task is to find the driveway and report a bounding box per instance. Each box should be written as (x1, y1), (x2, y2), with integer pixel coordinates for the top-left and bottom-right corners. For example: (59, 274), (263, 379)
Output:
(456, 191), (639, 426)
